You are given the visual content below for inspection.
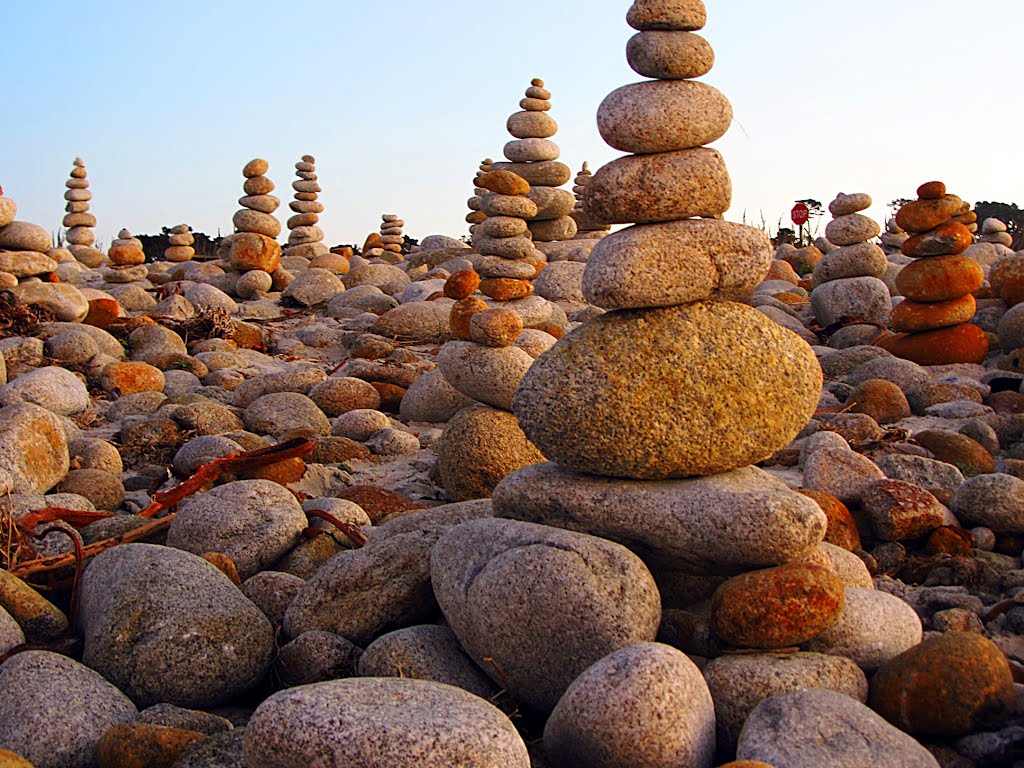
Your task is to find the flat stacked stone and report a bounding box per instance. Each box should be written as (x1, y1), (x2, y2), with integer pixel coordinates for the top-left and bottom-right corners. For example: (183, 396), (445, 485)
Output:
(0, 186), (58, 282)
(810, 193), (891, 337)
(980, 218), (1013, 250)
(493, 79), (577, 253)
(63, 158), (105, 268)
(472, 170), (543, 302)
(466, 158), (493, 237)
(287, 155), (329, 261)
(877, 181), (988, 365)
(226, 158), (282, 276)
(498, 0), (828, 660)
(570, 162), (611, 241)
(164, 224), (195, 263)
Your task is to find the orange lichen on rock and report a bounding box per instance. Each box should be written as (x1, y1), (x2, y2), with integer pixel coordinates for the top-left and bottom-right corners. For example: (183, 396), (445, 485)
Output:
(449, 296), (489, 340)
(479, 277), (534, 301)
(889, 293), (976, 333)
(443, 269), (481, 300)
(876, 324), (988, 366)
(895, 255), (984, 302)
(798, 488), (861, 551)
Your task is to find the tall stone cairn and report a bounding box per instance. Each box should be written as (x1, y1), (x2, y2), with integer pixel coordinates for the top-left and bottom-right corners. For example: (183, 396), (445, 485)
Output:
(570, 162), (612, 240)
(63, 158), (105, 268)
(287, 155), (329, 260)
(493, 79), (577, 249)
(878, 181), (988, 365)
(226, 159), (282, 275)
(467, 158), (493, 240)
(493, 2), (846, 719)
(164, 224), (195, 263)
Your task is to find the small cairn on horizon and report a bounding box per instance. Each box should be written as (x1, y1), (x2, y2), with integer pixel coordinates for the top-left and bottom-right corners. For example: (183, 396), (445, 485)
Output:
(224, 159), (282, 293)
(878, 181), (988, 365)
(164, 224), (195, 263)
(570, 162), (611, 241)
(286, 155), (329, 261)
(363, 215), (405, 265)
(64, 158), (105, 268)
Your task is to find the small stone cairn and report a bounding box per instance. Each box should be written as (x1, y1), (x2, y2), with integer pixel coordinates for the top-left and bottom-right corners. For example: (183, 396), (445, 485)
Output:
(472, 171), (544, 302)
(980, 217), (1013, 249)
(287, 155), (329, 261)
(500, 0), (838, 694)
(107, 229), (145, 267)
(877, 181), (988, 365)
(493, 79), (577, 254)
(570, 162), (611, 241)
(810, 193), (891, 340)
(164, 224), (195, 263)
(225, 159), (282, 279)
(64, 158), (105, 268)
(364, 215), (404, 264)
(880, 218), (909, 256)
(466, 158), (493, 238)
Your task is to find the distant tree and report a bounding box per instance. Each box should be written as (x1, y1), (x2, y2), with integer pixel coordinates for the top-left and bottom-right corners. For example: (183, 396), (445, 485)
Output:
(401, 234), (419, 255)
(974, 201), (1024, 250)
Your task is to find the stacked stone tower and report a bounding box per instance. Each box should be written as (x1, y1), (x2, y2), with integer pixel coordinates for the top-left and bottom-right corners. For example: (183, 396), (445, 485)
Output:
(164, 224), (195, 263)
(226, 159), (282, 277)
(570, 162), (611, 241)
(63, 158), (105, 268)
(466, 158), (493, 239)
(287, 155), (329, 260)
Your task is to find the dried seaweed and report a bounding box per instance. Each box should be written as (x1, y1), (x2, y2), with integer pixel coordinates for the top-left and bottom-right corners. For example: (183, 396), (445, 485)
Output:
(0, 291), (55, 339)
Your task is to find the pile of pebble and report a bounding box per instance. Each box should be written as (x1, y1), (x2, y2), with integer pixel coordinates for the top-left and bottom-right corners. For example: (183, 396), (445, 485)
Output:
(285, 155), (329, 262)
(63, 158), (105, 268)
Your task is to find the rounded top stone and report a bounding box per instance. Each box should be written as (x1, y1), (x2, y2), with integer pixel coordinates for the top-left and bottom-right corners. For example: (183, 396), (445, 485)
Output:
(243, 158), (269, 178)
(917, 181), (946, 199)
(74, 157), (85, 166)
(301, 154), (315, 163)
(117, 228), (132, 239)
(532, 78), (544, 87)
(628, 0), (707, 31)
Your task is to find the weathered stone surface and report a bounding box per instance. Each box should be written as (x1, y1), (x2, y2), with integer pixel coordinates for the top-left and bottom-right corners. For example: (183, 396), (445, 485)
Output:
(431, 518), (661, 712)
(545, 643), (715, 768)
(582, 219), (772, 309)
(78, 544), (274, 707)
(0, 365), (89, 415)
(583, 148), (731, 224)
(736, 689), (939, 768)
(803, 446), (886, 504)
(243, 678), (529, 768)
(438, 341), (534, 412)
(626, 30), (714, 79)
(494, 463), (825, 571)
(597, 80), (732, 154)
(627, 0), (707, 31)
(0, 222), (51, 252)
(10, 283), (88, 322)
(0, 403), (69, 495)
(870, 632), (1015, 737)
(371, 301), (450, 343)
(811, 276), (892, 327)
(812, 242), (888, 285)
(704, 651), (868, 752)
(861, 479), (946, 541)
(825, 214), (881, 246)
(951, 473), (1024, 533)
(514, 301), (821, 479)
(0, 651), (137, 768)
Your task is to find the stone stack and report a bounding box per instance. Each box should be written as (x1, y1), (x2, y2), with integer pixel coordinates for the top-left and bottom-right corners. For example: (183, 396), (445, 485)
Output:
(980, 218), (1013, 251)
(164, 224), (195, 263)
(570, 162), (611, 241)
(226, 159), (282, 277)
(493, 79), (577, 253)
(497, 0), (837, 674)
(364, 215), (404, 264)
(287, 155), (329, 261)
(63, 158), (105, 268)
(810, 194), (891, 342)
(466, 158), (493, 238)
(107, 229), (145, 267)
(880, 218), (909, 256)
(878, 181), (988, 365)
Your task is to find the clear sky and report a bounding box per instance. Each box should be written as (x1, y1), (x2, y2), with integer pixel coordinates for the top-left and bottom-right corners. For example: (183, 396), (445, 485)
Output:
(2, 0), (1022, 248)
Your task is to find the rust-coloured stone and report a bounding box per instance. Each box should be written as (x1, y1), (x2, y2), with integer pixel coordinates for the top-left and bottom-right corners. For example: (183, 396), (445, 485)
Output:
(370, 381), (405, 412)
(876, 324), (988, 366)
(861, 479), (945, 541)
(785, 245), (822, 274)
(230, 320), (265, 350)
(470, 308), (524, 347)
(362, 232), (382, 253)
(479, 278), (534, 301)
(895, 254), (984, 302)
(989, 254), (1024, 306)
(798, 488), (861, 551)
(536, 323), (565, 340)
(96, 722), (207, 768)
(83, 297), (121, 328)
(100, 361), (164, 395)
(449, 296), (489, 340)
(0, 749), (34, 768)
(227, 232), (281, 273)
(201, 552), (241, 586)
(466, 210), (488, 225)
(914, 429), (995, 477)
(478, 170), (530, 196)
(847, 379), (911, 424)
(901, 221), (974, 258)
(895, 195), (963, 233)
(986, 390), (1024, 414)
(710, 563), (845, 649)
(310, 436), (372, 464)
(889, 293), (976, 333)
(0, 569), (68, 642)
(444, 269), (481, 300)
(917, 181), (946, 199)
(107, 244), (145, 266)
(241, 456), (307, 485)
(870, 632), (1015, 736)
(925, 526), (975, 556)
(337, 485), (426, 524)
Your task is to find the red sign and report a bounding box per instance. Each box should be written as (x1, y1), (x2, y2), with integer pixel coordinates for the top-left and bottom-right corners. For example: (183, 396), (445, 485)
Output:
(791, 203), (809, 226)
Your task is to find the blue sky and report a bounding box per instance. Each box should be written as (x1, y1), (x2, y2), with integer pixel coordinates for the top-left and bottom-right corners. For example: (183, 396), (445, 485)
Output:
(2, 0), (1022, 247)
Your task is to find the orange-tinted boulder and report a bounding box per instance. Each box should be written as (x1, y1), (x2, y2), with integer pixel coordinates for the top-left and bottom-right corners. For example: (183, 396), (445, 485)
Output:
(83, 297), (121, 328)
(201, 552), (241, 586)
(227, 232), (281, 273)
(990, 254), (1024, 306)
(798, 489), (861, 551)
(479, 278), (534, 301)
(449, 296), (489, 340)
(915, 429), (996, 476)
(478, 170), (530, 196)
(870, 632), (1015, 736)
(107, 244), (145, 266)
(846, 379), (911, 424)
(901, 221), (973, 257)
(925, 526), (974, 556)
(444, 269), (480, 300)
(337, 485), (426, 524)
(231, 320), (265, 350)
(96, 723), (207, 768)
(889, 294), (975, 333)
(917, 181), (946, 199)
(895, 254), (984, 302)
(466, 210), (488, 225)
(370, 381), (405, 412)
(0, 749), (34, 768)
(710, 564), (845, 649)
(895, 195), (963, 233)
(241, 456), (307, 486)
(860, 479), (945, 541)
(876, 324), (988, 366)
(100, 361), (164, 395)
(361, 232), (382, 253)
